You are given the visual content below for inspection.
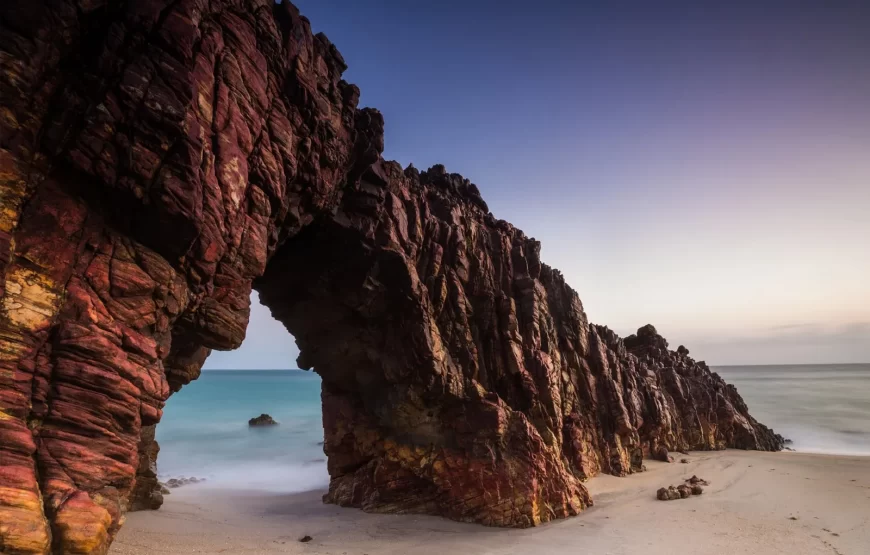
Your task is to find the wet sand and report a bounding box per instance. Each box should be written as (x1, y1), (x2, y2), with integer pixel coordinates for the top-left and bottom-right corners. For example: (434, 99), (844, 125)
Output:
(113, 450), (870, 555)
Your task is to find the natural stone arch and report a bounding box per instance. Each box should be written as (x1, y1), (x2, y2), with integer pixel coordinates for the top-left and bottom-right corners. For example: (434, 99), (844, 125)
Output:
(0, 0), (782, 553)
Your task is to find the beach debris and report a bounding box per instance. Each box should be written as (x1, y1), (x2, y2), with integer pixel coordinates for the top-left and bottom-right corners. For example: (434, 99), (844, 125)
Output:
(656, 483), (704, 501)
(657, 476), (709, 500)
(299, 535), (313, 543)
(680, 458), (690, 464)
(789, 516), (799, 520)
(249, 413), (279, 426)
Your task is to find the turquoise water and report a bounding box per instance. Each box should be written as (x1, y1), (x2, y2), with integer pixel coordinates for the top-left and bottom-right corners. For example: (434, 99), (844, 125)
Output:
(716, 364), (870, 456)
(156, 370), (327, 491)
(156, 365), (870, 490)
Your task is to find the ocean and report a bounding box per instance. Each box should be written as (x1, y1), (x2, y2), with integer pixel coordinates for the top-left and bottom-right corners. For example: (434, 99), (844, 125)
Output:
(155, 365), (870, 490)
(156, 370), (328, 492)
(715, 364), (870, 456)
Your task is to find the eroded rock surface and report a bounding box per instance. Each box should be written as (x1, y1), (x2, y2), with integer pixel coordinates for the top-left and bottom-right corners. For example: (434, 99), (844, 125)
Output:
(0, 0), (782, 552)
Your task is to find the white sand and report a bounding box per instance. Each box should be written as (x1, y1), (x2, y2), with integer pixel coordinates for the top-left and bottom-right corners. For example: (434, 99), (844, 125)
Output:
(113, 450), (870, 555)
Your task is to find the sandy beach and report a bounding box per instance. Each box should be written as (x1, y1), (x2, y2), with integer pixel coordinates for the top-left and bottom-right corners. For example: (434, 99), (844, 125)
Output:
(112, 450), (869, 555)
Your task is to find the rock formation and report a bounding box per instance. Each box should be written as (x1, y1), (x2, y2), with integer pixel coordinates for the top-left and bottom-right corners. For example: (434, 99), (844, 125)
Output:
(249, 413), (278, 426)
(0, 0), (782, 553)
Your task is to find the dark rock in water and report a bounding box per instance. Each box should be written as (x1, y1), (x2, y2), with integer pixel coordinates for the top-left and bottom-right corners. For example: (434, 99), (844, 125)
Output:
(249, 414), (279, 426)
(0, 0), (784, 548)
(299, 536), (313, 543)
(677, 485), (692, 499)
(165, 477), (203, 489)
(691, 484), (704, 495)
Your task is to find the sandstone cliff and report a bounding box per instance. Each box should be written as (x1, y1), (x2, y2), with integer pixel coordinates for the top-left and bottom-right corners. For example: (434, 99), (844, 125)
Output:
(0, 0), (781, 553)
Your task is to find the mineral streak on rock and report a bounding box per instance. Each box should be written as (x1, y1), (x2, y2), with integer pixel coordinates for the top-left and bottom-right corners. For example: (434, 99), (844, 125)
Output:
(0, 0), (782, 552)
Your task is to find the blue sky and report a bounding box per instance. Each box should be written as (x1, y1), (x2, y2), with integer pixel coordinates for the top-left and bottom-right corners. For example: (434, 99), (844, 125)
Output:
(205, 0), (869, 368)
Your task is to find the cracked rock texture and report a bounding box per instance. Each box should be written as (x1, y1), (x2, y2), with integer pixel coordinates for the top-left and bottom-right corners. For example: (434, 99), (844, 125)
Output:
(0, 0), (782, 552)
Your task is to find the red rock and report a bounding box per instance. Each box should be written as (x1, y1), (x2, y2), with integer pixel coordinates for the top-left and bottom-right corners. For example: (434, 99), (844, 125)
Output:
(0, 0), (783, 552)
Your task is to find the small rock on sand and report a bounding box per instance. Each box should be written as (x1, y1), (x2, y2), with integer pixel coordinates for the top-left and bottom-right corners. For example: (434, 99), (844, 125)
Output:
(657, 478), (706, 500)
(299, 535), (313, 543)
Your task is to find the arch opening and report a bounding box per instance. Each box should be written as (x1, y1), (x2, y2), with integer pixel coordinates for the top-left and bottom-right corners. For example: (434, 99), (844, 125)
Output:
(153, 292), (326, 495)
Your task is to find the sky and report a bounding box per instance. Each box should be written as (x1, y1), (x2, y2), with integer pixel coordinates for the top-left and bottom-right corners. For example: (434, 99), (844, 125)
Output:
(205, 0), (870, 369)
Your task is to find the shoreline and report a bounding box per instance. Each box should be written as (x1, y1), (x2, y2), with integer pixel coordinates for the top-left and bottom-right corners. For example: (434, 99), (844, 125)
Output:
(113, 450), (870, 554)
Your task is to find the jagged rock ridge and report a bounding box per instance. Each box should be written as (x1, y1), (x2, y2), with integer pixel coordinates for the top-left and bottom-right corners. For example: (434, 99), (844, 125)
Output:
(0, 0), (781, 553)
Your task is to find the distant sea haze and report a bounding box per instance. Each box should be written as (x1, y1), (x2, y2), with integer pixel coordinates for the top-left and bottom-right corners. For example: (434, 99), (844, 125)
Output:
(716, 364), (870, 456)
(156, 365), (870, 490)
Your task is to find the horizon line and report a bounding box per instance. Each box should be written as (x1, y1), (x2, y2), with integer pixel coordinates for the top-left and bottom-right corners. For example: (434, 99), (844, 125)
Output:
(201, 362), (869, 372)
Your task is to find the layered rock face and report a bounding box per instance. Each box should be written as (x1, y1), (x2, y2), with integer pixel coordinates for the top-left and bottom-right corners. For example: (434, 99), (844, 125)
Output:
(0, 0), (781, 553)
(257, 162), (782, 526)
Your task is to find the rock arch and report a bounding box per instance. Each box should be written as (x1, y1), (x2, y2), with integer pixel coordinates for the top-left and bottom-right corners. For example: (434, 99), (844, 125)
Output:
(0, 0), (781, 553)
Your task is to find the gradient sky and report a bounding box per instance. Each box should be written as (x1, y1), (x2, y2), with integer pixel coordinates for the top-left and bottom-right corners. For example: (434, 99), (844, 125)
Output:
(205, 0), (869, 369)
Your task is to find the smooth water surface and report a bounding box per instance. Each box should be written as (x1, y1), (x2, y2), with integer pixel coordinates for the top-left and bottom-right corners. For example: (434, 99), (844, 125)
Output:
(156, 370), (327, 491)
(716, 364), (870, 456)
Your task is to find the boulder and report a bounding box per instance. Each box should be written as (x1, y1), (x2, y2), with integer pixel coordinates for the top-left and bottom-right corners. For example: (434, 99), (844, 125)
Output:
(249, 414), (279, 426)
